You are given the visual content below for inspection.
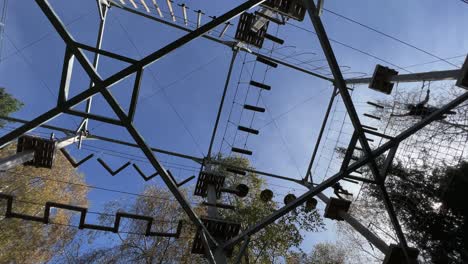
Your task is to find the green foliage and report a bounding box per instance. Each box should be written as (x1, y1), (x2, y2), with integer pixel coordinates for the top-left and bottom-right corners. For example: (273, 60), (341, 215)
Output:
(0, 88), (23, 127)
(362, 160), (468, 263)
(213, 154), (325, 263)
(77, 186), (202, 264)
(0, 144), (88, 263)
(286, 243), (345, 264)
(79, 154), (325, 263)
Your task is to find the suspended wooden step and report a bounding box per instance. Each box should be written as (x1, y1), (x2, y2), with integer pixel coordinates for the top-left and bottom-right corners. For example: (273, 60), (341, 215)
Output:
(244, 104), (265, 113)
(264, 33), (284, 45)
(226, 167), (246, 175)
(202, 202), (235, 210)
(250, 80), (271, 90)
(364, 113), (381, 120)
(362, 125), (378, 131)
(238, 125), (259, 135)
(60, 148), (94, 168)
(256, 56), (278, 68)
(232, 147), (252, 155)
(367, 101), (384, 109)
(97, 158), (131, 176)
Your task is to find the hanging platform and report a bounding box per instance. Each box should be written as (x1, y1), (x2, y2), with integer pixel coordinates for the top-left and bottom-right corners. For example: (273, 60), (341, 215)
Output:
(235, 12), (269, 48)
(261, 0), (306, 21)
(383, 244), (419, 264)
(17, 135), (56, 169)
(324, 197), (351, 221)
(191, 217), (241, 257)
(194, 171), (226, 198)
(369, 64), (398, 95)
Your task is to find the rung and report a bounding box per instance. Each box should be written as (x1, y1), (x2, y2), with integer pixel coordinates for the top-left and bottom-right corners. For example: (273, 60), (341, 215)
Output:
(226, 167), (247, 175)
(256, 56), (278, 68)
(250, 80), (271, 90)
(364, 113), (381, 120)
(362, 125), (378, 131)
(367, 101), (384, 109)
(238, 126), (259, 135)
(244, 104), (265, 112)
(232, 147), (252, 155)
(264, 33), (284, 45)
(202, 202), (236, 210)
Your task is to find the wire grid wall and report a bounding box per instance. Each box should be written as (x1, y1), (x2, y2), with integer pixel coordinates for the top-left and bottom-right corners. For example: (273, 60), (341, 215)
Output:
(374, 81), (468, 171)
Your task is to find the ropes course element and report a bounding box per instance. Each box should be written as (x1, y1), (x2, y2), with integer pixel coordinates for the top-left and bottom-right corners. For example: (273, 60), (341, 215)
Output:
(0, 193), (183, 237)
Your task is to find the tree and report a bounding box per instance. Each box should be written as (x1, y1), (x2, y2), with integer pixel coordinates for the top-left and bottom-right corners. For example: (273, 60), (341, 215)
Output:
(0, 87), (23, 128)
(333, 84), (468, 263)
(79, 154), (325, 263)
(215, 154), (325, 263)
(0, 144), (88, 263)
(76, 185), (201, 264)
(286, 243), (346, 264)
(362, 161), (467, 263)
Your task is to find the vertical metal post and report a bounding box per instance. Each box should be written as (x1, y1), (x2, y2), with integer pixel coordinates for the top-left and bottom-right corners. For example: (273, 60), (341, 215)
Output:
(381, 144), (398, 181)
(303, 1), (411, 261)
(234, 236), (250, 264)
(83, 3), (108, 131)
(128, 68), (143, 121)
(207, 48), (239, 159)
(304, 86), (337, 182)
(57, 47), (75, 106)
(207, 184), (218, 218)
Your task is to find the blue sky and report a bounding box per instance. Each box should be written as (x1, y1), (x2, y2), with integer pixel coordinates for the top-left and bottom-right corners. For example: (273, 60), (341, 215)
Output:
(1, 0), (467, 256)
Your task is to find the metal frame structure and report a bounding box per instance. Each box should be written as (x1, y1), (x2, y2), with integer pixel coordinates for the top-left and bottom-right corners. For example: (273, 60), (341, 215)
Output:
(1, 0), (467, 262)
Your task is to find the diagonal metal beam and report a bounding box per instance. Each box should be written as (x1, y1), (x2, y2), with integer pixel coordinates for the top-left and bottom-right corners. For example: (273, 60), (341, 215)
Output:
(207, 49), (238, 159)
(302, 1), (412, 261)
(304, 86), (337, 182)
(109, 2), (334, 83)
(223, 87), (468, 248)
(100, 88), (220, 246)
(36, 0), (102, 84)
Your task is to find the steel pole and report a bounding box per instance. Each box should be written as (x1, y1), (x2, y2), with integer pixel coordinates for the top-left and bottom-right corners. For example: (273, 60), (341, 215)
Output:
(316, 193), (389, 254)
(83, 3), (108, 131)
(304, 86), (337, 182)
(346, 69), (461, 85)
(302, 1), (411, 260)
(207, 49), (238, 158)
